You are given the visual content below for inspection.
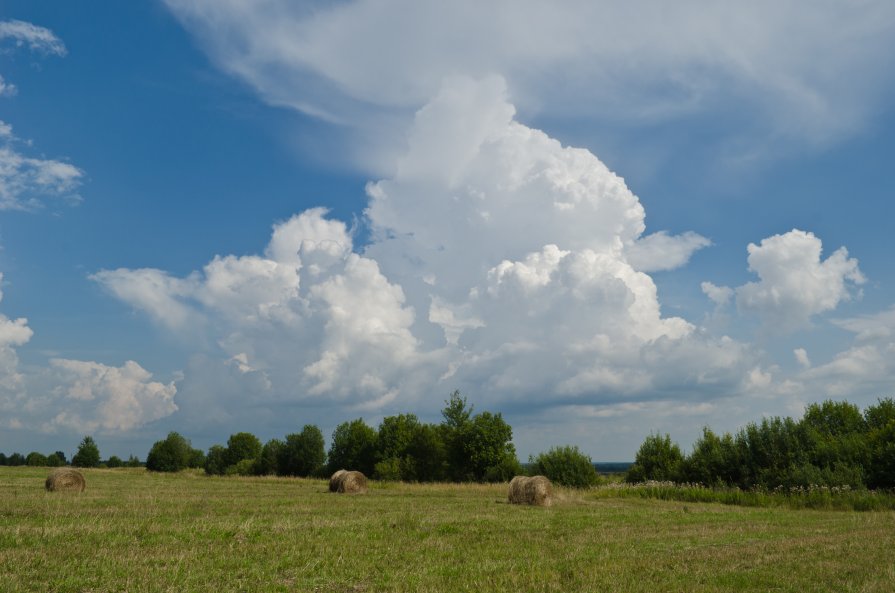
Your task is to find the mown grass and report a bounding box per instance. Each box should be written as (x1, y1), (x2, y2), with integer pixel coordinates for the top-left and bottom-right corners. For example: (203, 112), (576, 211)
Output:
(1, 467), (894, 592)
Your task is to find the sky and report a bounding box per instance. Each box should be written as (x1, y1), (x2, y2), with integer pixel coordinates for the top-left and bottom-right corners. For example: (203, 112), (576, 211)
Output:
(2, 1), (895, 462)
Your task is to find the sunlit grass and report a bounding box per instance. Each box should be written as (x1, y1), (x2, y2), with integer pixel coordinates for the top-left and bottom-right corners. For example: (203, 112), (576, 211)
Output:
(592, 479), (895, 511)
(1, 467), (894, 592)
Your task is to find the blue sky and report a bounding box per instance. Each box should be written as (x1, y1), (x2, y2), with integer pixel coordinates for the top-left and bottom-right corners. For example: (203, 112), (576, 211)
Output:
(2, 1), (895, 461)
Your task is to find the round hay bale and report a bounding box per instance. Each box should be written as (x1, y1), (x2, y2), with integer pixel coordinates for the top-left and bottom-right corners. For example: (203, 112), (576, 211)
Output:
(330, 470), (368, 494)
(329, 469), (348, 492)
(45, 468), (86, 493)
(508, 475), (552, 507)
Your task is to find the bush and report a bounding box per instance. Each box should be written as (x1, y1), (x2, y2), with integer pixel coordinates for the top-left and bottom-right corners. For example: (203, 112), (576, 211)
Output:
(26, 452), (48, 467)
(146, 432), (195, 472)
(204, 445), (227, 476)
(531, 445), (598, 488)
(626, 433), (684, 483)
(373, 457), (403, 481)
(225, 458), (257, 476)
(45, 453), (65, 467)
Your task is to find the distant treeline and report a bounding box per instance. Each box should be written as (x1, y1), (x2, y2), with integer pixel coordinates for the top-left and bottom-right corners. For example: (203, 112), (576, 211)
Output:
(626, 398), (895, 490)
(0, 436), (141, 469)
(148, 392), (524, 482)
(142, 391), (600, 487)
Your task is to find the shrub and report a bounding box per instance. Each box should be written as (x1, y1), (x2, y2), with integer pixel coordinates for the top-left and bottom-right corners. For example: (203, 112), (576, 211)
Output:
(146, 432), (196, 472)
(225, 458), (257, 476)
(531, 445), (599, 488)
(204, 445), (228, 475)
(373, 457), (402, 481)
(45, 453), (65, 467)
(626, 433), (684, 483)
(26, 452), (48, 467)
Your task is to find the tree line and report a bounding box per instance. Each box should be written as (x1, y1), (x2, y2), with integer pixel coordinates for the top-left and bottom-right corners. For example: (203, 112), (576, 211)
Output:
(626, 398), (895, 489)
(148, 392), (524, 482)
(0, 436), (140, 469)
(145, 391), (600, 487)
(0, 391), (601, 487)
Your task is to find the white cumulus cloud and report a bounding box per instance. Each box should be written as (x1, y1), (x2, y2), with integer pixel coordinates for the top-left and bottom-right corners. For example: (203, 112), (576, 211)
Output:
(94, 77), (752, 425)
(0, 272), (177, 434)
(705, 229), (864, 331)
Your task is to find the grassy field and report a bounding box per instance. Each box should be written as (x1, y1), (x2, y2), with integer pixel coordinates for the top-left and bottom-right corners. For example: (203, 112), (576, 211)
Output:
(2, 467), (894, 592)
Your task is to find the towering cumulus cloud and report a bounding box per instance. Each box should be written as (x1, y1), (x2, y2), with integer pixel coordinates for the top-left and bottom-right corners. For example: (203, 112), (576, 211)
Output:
(94, 77), (746, 422)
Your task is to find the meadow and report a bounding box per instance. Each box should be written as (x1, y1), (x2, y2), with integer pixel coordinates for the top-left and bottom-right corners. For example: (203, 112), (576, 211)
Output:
(1, 467), (894, 593)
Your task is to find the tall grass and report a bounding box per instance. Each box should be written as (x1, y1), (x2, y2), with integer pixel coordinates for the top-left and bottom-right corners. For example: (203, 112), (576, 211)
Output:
(592, 480), (895, 511)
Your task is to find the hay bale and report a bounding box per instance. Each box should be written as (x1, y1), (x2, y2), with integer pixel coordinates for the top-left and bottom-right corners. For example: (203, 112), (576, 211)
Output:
(329, 469), (368, 494)
(45, 468), (86, 493)
(329, 469), (348, 492)
(508, 475), (552, 507)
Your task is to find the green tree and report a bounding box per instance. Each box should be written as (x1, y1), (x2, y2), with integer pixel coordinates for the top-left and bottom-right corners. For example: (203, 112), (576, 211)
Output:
(866, 398), (895, 489)
(531, 445), (598, 488)
(374, 414), (420, 480)
(45, 453), (65, 467)
(106, 455), (124, 468)
(327, 419), (378, 476)
(441, 391), (474, 480)
(0, 453), (7, 465)
(204, 445), (227, 475)
(7, 452), (25, 466)
(403, 423), (447, 482)
(188, 447), (206, 469)
(865, 397), (895, 430)
(257, 439), (284, 476)
(736, 417), (808, 488)
(459, 411), (520, 482)
(224, 432), (262, 468)
(278, 425), (326, 477)
(626, 433), (684, 483)
(682, 428), (743, 487)
(26, 452), (48, 467)
(125, 455), (142, 468)
(146, 432), (195, 472)
(72, 436), (101, 468)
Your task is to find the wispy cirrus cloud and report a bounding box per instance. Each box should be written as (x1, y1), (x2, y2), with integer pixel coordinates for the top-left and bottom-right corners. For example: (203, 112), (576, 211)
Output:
(165, 0), (895, 165)
(0, 19), (66, 56)
(0, 124), (84, 210)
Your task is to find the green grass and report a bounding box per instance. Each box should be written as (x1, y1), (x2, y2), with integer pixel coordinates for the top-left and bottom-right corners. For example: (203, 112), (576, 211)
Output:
(2, 467), (894, 592)
(592, 479), (895, 511)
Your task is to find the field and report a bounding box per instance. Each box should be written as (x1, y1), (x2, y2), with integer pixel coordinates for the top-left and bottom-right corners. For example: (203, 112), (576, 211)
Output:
(2, 467), (894, 592)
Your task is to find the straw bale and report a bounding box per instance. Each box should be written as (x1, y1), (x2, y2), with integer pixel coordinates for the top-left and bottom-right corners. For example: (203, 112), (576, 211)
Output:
(508, 475), (552, 506)
(330, 469), (368, 494)
(45, 468), (86, 493)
